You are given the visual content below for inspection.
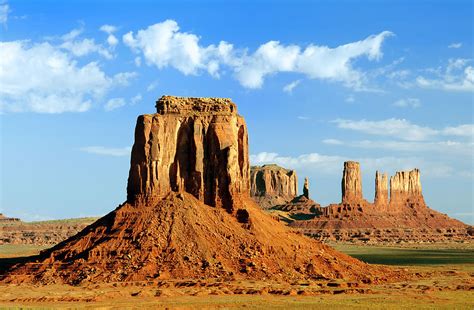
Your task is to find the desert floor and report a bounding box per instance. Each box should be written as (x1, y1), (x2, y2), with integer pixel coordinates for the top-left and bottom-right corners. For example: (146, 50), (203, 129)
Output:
(0, 243), (473, 309)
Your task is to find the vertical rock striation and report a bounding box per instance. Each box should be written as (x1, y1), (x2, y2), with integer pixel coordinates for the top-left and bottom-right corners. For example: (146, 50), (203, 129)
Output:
(341, 161), (363, 203)
(374, 171), (388, 209)
(303, 177), (309, 199)
(389, 169), (425, 209)
(250, 164), (298, 208)
(127, 96), (250, 213)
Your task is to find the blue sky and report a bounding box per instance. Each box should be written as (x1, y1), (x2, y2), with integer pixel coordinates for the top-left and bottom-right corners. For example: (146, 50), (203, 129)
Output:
(1, 0), (473, 224)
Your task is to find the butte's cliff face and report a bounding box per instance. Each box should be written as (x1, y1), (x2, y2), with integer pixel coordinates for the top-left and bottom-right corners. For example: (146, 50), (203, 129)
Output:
(374, 171), (389, 209)
(127, 96), (249, 213)
(341, 161), (363, 204)
(389, 169), (424, 209)
(249, 164), (298, 209)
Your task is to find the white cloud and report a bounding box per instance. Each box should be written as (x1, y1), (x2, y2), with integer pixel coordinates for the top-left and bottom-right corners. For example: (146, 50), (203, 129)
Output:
(333, 118), (474, 142)
(333, 118), (438, 141)
(58, 26), (114, 59)
(234, 31), (393, 89)
(106, 34), (118, 47)
(99, 25), (119, 47)
(416, 58), (474, 92)
(80, 146), (131, 157)
(283, 80), (301, 93)
(134, 56), (142, 67)
(0, 2), (9, 26)
(99, 24), (117, 34)
(60, 37), (113, 59)
(448, 42), (462, 49)
(442, 124), (474, 137)
(393, 97), (421, 108)
(130, 93), (142, 105)
(123, 20), (393, 89)
(0, 41), (135, 113)
(105, 97), (126, 111)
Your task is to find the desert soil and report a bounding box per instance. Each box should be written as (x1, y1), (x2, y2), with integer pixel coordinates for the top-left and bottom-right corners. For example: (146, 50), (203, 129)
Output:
(1, 244), (472, 309)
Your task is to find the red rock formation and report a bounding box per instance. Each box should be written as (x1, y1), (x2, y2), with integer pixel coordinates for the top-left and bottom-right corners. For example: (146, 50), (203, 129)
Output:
(303, 177), (309, 199)
(389, 169), (425, 211)
(2, 96), (393, 285)
(0, 213), (20, 222)
(127, 96), (250, 213)
(250, 164), (298, 209)
(341, 161), (363, 203)
(374, 171), (388, 210)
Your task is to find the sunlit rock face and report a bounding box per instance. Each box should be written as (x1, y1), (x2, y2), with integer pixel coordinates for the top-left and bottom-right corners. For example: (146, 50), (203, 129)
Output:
(250, 164), (298, 209)
(127, 96), (250, 213)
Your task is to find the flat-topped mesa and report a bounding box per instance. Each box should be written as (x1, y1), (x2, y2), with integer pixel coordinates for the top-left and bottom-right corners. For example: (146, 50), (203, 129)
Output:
(374, 171), (389, 209)
(341, 161), (363, 203)
(250, 164), (298, 208)
(127, 95), (250, 213)
(389, 169), (425, 209)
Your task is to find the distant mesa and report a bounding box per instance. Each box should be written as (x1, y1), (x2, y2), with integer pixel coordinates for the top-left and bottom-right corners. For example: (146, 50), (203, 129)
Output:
(249, 164), (298, 209)
(250, 161), (471, 243)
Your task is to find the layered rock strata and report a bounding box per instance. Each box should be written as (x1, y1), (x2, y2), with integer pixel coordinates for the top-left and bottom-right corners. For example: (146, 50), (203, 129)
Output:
(127, 96), (250, 213)
(389, 169), (425, 210)
(250, 164), (298, 209)
(341, 161), (363, 204)
(374, 171), (389, 210)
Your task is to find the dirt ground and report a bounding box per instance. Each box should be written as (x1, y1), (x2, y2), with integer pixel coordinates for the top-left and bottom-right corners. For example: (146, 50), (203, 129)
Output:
(1, 244), (473, 309)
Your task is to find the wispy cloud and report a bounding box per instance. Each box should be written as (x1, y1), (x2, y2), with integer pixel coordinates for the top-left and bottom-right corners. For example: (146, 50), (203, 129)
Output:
(416, 58), (474, 92)
(322, 139), (473, 156)
(297, 116), (310, 120)
(80, 146), (131, 157)
(105, 97), (126, 111)
(393, 97), (421, 108)
(283, 80), (301, 93)
(448, 42), (462, 49)
(123, 19), (393, 90)
(332, 118), (438, 141)
(332, 118), (473, 141)
(0, 1), (9, 26)
(250, 151), (458, 178)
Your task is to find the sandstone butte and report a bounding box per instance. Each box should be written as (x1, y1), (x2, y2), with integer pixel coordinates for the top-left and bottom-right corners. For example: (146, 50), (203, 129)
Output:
(251, 162), (471, 243)
(249, 164), (298, 209)
(1, 96), (399, 285)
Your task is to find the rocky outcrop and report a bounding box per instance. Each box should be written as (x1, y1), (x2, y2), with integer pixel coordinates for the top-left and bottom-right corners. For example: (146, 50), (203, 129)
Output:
(271, 176), (321, 216)
(2, 96), (391, 285)
(303, 178), (309, 199)
(0, 213), (20, 223)
(250, 164), (298, 209)
(374, 171), (388, 209)
(389, 169), (425, 210)
(341, 161), (363, 203)
(127, 96), (250, 213)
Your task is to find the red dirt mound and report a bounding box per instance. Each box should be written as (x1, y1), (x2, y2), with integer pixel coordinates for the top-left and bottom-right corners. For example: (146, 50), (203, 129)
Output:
(1, 192), (397, 285)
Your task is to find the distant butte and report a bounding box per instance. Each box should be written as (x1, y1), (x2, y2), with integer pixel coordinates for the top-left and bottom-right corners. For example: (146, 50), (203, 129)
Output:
(250, 162), (471, 243)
